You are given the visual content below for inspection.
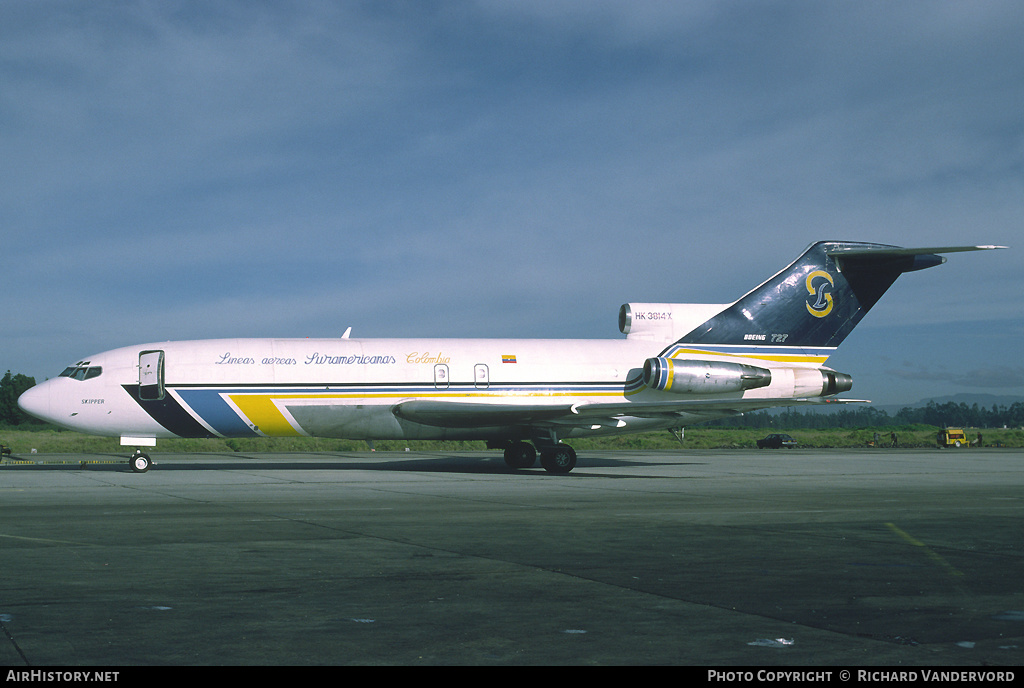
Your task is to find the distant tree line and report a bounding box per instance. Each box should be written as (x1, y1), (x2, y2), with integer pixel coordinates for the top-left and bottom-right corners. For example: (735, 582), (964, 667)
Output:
(708, 401), (1024, 430)
(0, 371), (41, 426)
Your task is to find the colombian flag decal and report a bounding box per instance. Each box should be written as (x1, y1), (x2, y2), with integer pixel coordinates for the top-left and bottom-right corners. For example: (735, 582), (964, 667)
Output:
(502, 354), (517, 364)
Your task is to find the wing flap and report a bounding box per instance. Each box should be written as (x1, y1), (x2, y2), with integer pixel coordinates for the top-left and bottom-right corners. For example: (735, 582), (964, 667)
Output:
(393, 400), (575, 428)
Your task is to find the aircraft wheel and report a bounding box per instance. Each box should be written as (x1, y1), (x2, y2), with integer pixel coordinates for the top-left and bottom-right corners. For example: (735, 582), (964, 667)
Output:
(130, 451), (152, 473)
(504, 441), (537, 469)
(540, 445), (576, 474)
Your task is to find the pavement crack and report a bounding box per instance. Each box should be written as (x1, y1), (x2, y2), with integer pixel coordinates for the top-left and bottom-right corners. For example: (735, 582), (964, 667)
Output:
(1, 616), (30, 666)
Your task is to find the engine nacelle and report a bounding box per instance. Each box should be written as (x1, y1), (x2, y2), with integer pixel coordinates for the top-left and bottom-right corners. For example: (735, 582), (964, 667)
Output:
(643, 358), (772, 395)
(619, 303), (727, 342)
(619, 304), (677, 338)
(791, 367), (854, 397)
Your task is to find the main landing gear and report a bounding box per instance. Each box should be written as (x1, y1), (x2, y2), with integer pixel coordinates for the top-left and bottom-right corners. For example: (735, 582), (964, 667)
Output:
(502, 440), (577, 474)
(129, 449), (153, 473)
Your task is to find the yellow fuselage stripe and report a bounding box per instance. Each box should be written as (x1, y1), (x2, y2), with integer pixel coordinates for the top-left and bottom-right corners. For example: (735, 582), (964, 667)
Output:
(668, 348), (828, 365)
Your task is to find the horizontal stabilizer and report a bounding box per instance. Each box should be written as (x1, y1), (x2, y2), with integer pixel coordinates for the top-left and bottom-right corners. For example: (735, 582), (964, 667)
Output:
(826, 244), (1007, 272)
(825, 244), (1006, 257)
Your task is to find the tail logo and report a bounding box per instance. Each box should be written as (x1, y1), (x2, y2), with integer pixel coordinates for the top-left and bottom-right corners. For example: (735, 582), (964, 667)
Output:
(805, 270), (835, 318)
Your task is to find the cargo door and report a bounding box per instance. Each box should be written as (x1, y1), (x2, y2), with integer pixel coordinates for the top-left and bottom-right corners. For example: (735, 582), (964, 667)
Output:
(139, 350), (165, 400)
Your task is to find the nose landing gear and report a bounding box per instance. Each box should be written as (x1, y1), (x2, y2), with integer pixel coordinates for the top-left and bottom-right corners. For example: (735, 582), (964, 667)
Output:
(129, 449), (152, 473)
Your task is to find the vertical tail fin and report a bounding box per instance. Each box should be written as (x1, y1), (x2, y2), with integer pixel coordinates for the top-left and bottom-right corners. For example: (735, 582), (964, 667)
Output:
(667, 241), (1002, 365)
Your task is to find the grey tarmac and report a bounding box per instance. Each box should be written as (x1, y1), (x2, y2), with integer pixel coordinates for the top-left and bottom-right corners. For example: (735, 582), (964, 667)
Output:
(1, 448), (1022, 666)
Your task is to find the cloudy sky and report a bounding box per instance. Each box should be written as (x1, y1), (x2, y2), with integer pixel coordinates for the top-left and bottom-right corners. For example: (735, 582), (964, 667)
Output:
(2, 1), (1021, 407)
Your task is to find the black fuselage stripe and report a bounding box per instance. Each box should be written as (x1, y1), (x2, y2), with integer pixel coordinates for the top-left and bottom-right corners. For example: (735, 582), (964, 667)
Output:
(122, 384), (216, 438)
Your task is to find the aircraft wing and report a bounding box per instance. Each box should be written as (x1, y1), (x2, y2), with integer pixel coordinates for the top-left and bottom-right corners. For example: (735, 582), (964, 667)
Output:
(571, 396), (867, 418)
(393, 397), (867, 430)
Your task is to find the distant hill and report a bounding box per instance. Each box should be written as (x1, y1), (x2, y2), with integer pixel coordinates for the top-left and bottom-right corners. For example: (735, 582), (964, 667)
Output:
(721, 394), (1024, 430)
(760, 393), (1024, 421)
(876, 393), (1024, 415)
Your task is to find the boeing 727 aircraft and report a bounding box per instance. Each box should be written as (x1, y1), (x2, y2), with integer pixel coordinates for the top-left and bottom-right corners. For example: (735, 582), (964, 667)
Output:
(18, 241), (1004, 473)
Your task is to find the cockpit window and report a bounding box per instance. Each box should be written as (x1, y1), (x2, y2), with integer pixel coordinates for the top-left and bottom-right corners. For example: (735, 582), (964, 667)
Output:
(60, 365), (102, 381)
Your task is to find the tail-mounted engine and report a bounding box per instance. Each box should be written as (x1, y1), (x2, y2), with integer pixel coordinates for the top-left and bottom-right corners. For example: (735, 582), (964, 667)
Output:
(795, 368), (854, 397)
(619, 303), (727, 342)
(642, 357), (853, 398)
(643, 358), (772, 395)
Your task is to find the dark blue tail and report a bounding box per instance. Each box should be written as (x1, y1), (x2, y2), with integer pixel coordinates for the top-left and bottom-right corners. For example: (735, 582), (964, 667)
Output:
(673, 241), (952, 354)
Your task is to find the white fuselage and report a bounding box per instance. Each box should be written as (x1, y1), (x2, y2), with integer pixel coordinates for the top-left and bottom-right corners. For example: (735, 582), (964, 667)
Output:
(18, 335), (827, 445)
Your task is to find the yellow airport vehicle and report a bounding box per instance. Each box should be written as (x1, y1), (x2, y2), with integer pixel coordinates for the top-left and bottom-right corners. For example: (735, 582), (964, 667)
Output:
(938, 427), (970, 448)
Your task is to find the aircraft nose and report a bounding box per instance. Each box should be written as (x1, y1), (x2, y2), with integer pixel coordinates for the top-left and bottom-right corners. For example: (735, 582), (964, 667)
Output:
(18, 383), (52, 423)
